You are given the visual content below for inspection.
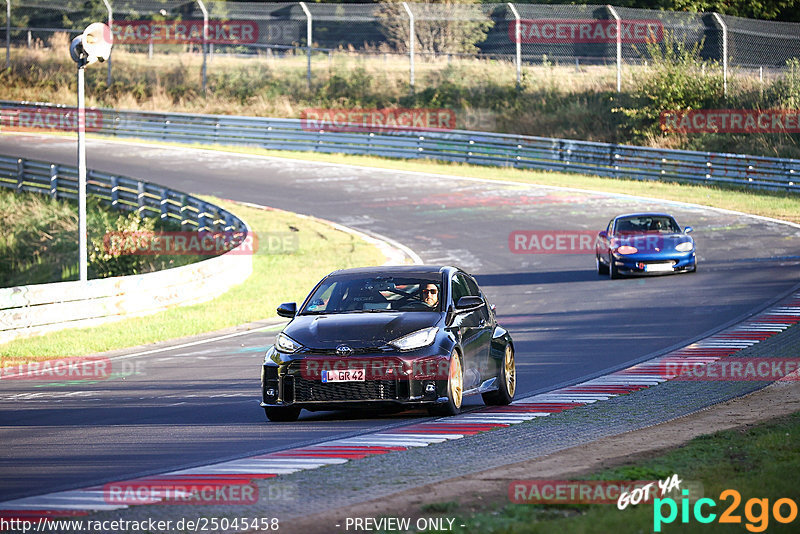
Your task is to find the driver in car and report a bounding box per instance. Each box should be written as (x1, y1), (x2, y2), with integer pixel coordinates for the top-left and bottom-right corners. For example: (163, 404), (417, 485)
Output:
(421, 283), (439, 308)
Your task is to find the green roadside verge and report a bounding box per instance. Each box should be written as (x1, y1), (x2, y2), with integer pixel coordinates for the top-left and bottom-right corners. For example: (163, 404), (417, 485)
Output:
(0, 198), (387, 361)
(428, 411), (800, 534)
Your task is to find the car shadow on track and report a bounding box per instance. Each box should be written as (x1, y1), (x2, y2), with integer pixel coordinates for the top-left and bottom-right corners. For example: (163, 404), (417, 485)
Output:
(476, 270), (600, 286)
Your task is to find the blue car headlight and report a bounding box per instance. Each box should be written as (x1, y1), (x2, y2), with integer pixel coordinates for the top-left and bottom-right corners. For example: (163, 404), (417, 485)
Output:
(675, 241), (694, 252)
(616, 245), (638, 255)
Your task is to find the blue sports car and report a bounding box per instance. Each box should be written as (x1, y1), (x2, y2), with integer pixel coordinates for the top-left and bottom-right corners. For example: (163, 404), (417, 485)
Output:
(595, 213), (697, 279)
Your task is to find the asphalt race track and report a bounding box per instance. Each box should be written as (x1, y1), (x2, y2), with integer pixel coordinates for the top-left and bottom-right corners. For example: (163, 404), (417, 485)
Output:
(1, 134), (799, 503)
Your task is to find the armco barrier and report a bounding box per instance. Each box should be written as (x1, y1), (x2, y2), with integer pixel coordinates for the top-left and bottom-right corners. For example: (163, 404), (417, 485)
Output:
(0, 155), (252, 344)
(1, 101), (799, 192)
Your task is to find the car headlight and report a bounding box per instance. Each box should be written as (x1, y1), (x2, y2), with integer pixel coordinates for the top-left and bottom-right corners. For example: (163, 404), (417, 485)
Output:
(616, 245), (638, 254)
(275, 332), (303, 354)
(675, 241), (694, 252)
(389, 327), (439, 351)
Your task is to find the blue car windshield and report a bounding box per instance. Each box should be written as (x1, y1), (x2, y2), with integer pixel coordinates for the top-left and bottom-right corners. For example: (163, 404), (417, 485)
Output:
(301, 276), (442, 314)
(615, 216), (680, 234)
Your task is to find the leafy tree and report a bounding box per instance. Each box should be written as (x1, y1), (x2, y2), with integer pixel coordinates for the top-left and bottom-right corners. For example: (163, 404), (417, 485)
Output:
(376, 0), (493, 54)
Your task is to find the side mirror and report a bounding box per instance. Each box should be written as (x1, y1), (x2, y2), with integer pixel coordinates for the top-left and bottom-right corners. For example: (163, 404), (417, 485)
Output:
(598, 230), (608, 239)
(456, 296), (483, 310)
(277, 302), (297, 318)
(684, 226), (693, 234)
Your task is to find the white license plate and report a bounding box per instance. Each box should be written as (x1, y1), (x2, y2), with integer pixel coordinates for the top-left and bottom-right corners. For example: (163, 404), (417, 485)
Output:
(322, 369), (366, 383)
(644, 263), (674, 272)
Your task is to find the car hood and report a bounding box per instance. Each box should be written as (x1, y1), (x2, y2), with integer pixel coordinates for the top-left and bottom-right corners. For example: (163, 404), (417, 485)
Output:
(283, 312), (441, 349)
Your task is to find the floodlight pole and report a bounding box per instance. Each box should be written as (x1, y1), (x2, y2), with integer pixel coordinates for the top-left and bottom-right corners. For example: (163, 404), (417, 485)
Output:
(712, 13), (728, 98)
(402, 2), (414, 93)
(102, 0), (112, 85)
(507, 3), (521, 87)
(77, 62), (88, 282)
(197, 0), (208, 93)
(5, 0), (10, 70)
(607, 5), (621, 93)
(299, 2), (312, 90)
(70, 23), (112, 283)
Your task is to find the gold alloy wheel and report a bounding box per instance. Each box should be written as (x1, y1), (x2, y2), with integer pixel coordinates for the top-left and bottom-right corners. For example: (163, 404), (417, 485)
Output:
(504, 345), (516, 397)
(450, 353), (463, 409)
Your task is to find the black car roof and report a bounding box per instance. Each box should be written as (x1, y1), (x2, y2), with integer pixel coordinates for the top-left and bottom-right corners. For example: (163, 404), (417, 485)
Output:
(328, 265), (455, 277)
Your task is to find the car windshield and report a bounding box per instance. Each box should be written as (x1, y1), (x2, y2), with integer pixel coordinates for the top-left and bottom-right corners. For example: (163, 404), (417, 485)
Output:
(615, 216), (680, 234)
(300, 276), (442, 314)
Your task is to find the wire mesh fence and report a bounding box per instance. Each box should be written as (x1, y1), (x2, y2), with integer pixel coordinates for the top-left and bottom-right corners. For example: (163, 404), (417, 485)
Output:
(2, 1), (800, 93)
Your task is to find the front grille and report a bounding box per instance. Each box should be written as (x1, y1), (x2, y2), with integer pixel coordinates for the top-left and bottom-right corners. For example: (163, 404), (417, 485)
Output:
(305, 347), (389, 356)
(293, 377), (398, 402)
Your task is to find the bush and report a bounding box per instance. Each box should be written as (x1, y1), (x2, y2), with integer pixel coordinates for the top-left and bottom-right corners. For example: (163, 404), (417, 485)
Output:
(615, 33), (725, 143)
(87, 201), (160, 279)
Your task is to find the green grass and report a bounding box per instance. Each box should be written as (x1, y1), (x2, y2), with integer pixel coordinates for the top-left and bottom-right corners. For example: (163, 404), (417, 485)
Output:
(434, 412), (800, 533)
(0, 198), (388, 361)
(0, 188), (78, 286)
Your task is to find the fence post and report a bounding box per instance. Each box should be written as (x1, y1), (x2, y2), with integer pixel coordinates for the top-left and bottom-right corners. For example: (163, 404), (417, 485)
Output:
(196, 0), (208, 93)
(507, 3), (521, 87)
(160, 188), (169, 220)
(15, 157), (23, 192)
(607, 5), (621, 92)
(402, 2), (415, 93)
(102, 0), (112, 85)
(110, 175), (119, 207)
(137, 181), (145, 219)
(299, 2), (312, 90)
(49, 164), (58, 199)
(180, 195), (190, 229)
(712, 13), (728, 98)
(5, 0), (10, 69)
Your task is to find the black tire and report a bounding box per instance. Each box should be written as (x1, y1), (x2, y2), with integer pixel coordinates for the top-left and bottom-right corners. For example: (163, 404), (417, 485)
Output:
(609, 256), (621, 279)
(689, 262), (698, 273)
(482, 344), (515, 406)
(427, 351), (463, 417)
(264, 406), (301, 422)
(596, 254), (609, 275)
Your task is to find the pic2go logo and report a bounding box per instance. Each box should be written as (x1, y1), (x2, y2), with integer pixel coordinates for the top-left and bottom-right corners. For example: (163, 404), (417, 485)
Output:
(654, 490), (798, 532)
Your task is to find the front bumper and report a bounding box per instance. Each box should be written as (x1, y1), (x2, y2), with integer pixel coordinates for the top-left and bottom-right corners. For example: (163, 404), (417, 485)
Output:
(261, 353), (450, 411)
(612, 252), (696, 275)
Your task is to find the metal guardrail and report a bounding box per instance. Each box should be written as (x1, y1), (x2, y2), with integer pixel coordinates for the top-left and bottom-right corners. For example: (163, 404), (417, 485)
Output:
(0, 154), (247, 233)
(0, 154), (252, 343)
(2, 101), (797, 193)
